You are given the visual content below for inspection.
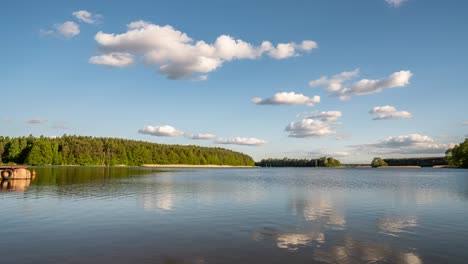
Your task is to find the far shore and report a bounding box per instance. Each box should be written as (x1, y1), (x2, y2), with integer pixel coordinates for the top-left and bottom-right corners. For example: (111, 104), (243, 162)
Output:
(377, 166), (421, 168)
(142, 164), (255, 168)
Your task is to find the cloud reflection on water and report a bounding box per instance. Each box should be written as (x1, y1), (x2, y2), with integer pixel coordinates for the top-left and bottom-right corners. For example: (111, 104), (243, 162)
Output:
(252, 227), (325, 252)
(143, 192), (174, 211)
(313, 237), (423, 264)
(291, 191), (346, 230)
(378, 216), (418, 236)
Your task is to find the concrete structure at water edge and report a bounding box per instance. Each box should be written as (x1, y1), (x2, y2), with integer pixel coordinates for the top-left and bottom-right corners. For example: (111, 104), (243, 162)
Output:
(0, 165), (33, 180)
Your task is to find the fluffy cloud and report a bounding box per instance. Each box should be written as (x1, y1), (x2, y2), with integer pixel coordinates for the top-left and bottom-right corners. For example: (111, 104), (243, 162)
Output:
(351, 134), (454, 155)
(72, 10), (101, 24)
(89, 52), (134, 67)
(252, 92), (320, 106)
(463, 121), (468, 126)
(215, 137), (267, 146)
(184, 133), (217, 140)
(285, 119), (336, 138)
(27, 119), (48, 124)
(138, 125), (184, 137)
(266, 41), (318, 59)
(369, 105), (412, 120)
(57, 21), (80, 37)
(286, 110), (343, 138)
(385, 0), (407, 7)
(91, 21), (317, 79)
(310, 69), (413, 100)
(307, 111), (342, 122)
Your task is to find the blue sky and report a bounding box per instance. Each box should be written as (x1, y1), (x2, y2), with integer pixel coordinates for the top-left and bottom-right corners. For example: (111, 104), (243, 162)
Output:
(1, 0), (467, 163)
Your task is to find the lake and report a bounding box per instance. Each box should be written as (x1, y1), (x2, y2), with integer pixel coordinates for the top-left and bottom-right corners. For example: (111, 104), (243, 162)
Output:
(1, 167), (467, 264)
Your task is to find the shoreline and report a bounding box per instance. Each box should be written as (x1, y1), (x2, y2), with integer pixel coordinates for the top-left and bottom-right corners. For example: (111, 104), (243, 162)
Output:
(142, 164), (255, 168)
(377, 166), (421, 168)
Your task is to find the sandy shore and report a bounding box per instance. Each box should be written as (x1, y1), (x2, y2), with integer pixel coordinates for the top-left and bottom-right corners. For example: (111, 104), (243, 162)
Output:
(142, 164), (255, 168)
(377, 166), (421, 168)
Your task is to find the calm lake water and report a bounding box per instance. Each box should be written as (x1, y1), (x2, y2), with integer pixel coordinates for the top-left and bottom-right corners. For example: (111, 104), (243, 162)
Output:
(1, 167), (468, 264)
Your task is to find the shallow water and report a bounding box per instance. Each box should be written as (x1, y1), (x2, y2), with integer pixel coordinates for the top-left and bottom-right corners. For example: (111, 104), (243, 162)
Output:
(1, 167), (467, 264)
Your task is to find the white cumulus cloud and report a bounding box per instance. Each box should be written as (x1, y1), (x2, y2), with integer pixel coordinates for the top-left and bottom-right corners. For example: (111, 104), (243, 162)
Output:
(138, 125), (184, 137)
(56, 21), (80, 37)
(286, 110), (344, 138)
(252, 92), (320, 106)
(184, 133), (217, 140)
(385, 0), (408, 7)
(310, 69), (413, 100)
(215, 137), (267, 146)
(285, 119), (337, 138)
(89, 52), (134, 67)
(90, 21), (317, 79)
(266, 40), (318, 59)
(72, 10), (101, 24)
(369, 105), (412, 120)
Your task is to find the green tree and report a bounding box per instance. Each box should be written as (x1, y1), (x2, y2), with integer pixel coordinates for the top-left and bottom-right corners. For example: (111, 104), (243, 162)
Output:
(371, 157), (388, 168)
(445, 138), (468, 168)
(5, 139), (21, 163)
(25, 139), (53, 165)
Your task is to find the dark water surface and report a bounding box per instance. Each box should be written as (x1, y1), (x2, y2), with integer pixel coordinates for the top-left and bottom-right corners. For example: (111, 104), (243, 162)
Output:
(1, 167), (468, 264)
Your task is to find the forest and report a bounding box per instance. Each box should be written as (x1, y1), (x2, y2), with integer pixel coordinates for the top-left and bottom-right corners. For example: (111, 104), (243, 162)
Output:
(0, 135), (255, 166)
(445, 138), (468, 168)
(255, 157), (342, 167)
(382, 157), (447, 167)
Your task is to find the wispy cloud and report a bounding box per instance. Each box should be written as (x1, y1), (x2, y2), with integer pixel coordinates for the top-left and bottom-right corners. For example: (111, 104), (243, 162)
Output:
(350, 134), (454, 155)
(27, 119), (48, 124)
(308, 149), (350, 158)
(90, 21), (318, 79)
(72, 10), (102, 24)
(463, 121), (468, 126)
(307, 111), (342, 122)
(252, 92), (320, 106)
(89, 52), (134, 67)
(369, 105), (412, 120)
(385, 0), (408, 7)
(215, 137), (267, 146)
(51, 123), (69, 130)
(184, 133), (217, 140)
(309, 69), (413, 100)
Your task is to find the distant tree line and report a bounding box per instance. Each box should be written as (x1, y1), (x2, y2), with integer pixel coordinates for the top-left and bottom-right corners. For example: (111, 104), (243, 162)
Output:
(371, 157), (448, 167)
(255, 157), (342, 167)
(0, 135), (255, 166)
(445, 138), (468, 168)
(383, 157), (447, 167)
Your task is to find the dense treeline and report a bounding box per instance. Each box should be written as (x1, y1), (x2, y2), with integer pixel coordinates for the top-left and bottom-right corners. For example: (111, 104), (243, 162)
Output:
(256, 157), (342, 167)
(446, 139), (468, 168)
(0, 135), (255, 166)
(382, 157), (447, 167)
